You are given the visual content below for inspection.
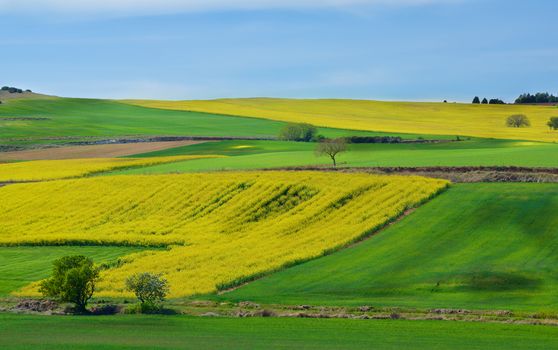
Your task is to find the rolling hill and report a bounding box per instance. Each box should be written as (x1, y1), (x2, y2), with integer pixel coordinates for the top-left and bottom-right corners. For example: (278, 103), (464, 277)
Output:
(220, 183), (558, 312)
(124, 98), (558, 142)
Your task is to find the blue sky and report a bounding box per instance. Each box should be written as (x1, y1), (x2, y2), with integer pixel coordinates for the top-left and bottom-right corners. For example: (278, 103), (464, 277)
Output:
(1, 0), (556, 101)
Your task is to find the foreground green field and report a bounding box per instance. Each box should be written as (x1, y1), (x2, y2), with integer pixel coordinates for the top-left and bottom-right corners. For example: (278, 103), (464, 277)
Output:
(0, 246), (143, 296)
(2, 314), (557, 350)
(113, 139), (558, 174)
(220, 183), (558, 312)
(125, 98), (558, 142)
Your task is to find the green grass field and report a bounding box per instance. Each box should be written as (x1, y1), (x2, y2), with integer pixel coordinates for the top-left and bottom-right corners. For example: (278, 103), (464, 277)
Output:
(1, 314), (557, 349)
(0, 246), (144, 296)
(112, 139), (558, 174)
(0, 98), (417, 147)
(218, 183), (558, 312)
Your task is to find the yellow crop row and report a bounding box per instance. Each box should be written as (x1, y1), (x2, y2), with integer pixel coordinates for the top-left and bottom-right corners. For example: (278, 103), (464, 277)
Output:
(123, 98), (558, 142)
(1, 172), (448, 297)
(0, 155), (222, 182)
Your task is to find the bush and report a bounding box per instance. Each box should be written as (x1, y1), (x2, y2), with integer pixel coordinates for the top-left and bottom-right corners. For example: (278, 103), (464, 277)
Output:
(278, 123), (317, 142)
(1, 86), (24, 93)
(89, 304), (121, 315)
(39, 255), (99, 313)
(506, 114), (530, 128)
(126, 272), (169, 310)
(547, 117), (558, 130)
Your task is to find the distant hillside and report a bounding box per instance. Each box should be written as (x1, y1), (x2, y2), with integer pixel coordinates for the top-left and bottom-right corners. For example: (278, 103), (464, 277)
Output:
(0, 87), (54, 102)
(124, 98), (558, 143)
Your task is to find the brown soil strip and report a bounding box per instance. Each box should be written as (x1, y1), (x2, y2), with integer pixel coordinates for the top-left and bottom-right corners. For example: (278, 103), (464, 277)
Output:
(0, 140), (206, 161)
(263, 166), (558, 183)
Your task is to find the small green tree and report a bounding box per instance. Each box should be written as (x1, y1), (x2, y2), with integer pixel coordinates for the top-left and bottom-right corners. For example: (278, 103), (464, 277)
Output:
(481, 98), (488, 104)
(506, 114), (531, 128)
(39, 255), (99, 313)
(472, 96), (480, 104)
(315, 138), (347, 167)
(278, 123), (317, 142)
(546, 117), (558, 130)
(126, 272), (169, 309)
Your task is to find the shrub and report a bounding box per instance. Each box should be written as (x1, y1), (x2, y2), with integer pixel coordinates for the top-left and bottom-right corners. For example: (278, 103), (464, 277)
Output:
(506, 114), (530, 128)
(126, 272), (169, 310)
(278, 123), (317, 142)
(39, 255), (99, 313)
(547, 117), (558, 130)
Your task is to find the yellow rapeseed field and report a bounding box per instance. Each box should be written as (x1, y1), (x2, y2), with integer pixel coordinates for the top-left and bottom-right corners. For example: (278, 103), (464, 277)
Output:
(0, 155), (222, 182)
(124, 98), (558, 142)
(1, 172), (448, 297)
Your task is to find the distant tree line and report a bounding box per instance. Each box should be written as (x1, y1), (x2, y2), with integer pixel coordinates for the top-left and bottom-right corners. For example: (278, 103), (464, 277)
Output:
(472, 96), (505, 105)
(1, 86), (31, 94)
(515, 92), (558, 104)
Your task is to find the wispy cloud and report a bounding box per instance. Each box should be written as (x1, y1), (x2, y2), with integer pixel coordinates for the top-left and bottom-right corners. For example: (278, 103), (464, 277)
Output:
(0, 0), (463, 16)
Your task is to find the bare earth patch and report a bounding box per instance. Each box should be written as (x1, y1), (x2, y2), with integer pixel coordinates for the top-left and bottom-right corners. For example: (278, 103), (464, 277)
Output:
(0, 140), (205, 161)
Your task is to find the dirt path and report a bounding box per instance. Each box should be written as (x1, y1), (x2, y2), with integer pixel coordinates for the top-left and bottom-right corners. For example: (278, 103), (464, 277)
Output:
(0, 140), (206, 161)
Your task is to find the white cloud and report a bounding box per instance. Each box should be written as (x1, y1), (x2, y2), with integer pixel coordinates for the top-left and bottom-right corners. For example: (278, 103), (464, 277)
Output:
(0, 0), (462, 16)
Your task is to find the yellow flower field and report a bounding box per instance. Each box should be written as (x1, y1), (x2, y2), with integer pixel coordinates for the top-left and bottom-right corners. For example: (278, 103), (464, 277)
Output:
(0, 155), (222, 182)
(124, 98), (558, 142)
(1, 172), (448, 297)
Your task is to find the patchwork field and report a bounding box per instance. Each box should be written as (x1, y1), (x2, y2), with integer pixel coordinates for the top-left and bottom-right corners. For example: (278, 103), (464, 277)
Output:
(0, 98), (388, 148)
(113, 139), (558, 174)
(0, 155), (220, 182)
(0, 172), (447, 297)
(125, 98), (558, 142)
(220, 183), (558, 312)
(0, 140), (208, 161)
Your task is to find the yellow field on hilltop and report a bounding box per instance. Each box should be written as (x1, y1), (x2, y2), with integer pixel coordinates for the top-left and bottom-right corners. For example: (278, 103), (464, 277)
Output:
(0, 155), (221, 182)
(0, 172), (448, 297)
(124, 98), (558, 142)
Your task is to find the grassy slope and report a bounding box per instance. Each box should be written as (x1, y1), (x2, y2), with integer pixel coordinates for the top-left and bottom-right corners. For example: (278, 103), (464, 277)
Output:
(124, 98), (558, 142)
(1, 314), (558, 350)
(219, 183), (558, 312)
(113, 139), (558, 174)
(0, 246), (143, 296)
(0, 98), (418, 145)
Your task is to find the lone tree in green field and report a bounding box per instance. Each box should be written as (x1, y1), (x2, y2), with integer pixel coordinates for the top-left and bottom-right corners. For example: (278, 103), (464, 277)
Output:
(126, 272), (169, 309)
(506, 114), (531, 128)
(39, 255), (99, 313)
(547, 117), (558, 130)
(279, 122), (318, 142)
(315, 138), (347, 167)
